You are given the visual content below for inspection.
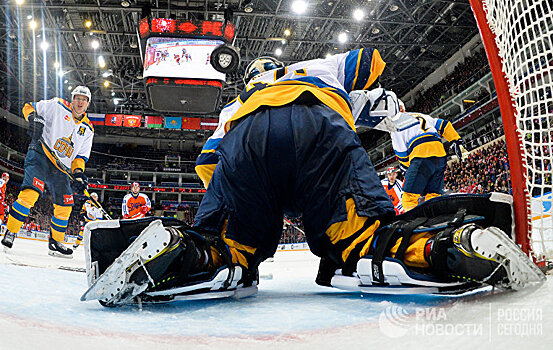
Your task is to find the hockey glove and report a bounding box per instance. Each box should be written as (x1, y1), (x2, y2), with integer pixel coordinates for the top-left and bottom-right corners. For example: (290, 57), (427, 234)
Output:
(123, 214), (129, 220)
(140, 206), (149, 214)
(450, 139), (469, 160)
(72, 171), (88, 194)
(27, 112), (45, 141)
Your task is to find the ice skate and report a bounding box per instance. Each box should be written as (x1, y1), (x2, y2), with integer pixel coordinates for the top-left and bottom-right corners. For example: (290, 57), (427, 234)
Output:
(48, 236), (73, 259)
(1, 227), (16, 249)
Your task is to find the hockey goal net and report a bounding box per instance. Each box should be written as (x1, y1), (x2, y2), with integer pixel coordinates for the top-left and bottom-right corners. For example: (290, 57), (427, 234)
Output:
(470, 0), (553, 263)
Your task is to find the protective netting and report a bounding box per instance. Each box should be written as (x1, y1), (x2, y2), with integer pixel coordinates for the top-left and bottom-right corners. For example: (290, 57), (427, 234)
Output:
(481, 0), (553, 259)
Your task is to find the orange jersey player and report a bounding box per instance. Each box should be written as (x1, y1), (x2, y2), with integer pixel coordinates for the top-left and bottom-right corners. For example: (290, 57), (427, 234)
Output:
(122, 182), (151, 219)
(381, 166), (404, 215)
(0, 173), (9, 223)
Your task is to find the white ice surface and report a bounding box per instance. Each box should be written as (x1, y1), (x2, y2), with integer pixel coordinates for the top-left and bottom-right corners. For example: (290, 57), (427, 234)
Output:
(0, 238), (552, 350)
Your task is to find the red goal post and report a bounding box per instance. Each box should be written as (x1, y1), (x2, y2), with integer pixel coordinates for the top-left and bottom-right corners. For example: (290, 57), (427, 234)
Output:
(469, 0), (553, 262)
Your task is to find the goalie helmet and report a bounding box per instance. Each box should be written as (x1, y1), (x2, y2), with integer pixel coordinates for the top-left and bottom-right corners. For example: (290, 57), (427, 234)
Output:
(244, 56), (285, 84)
(71, 86), (91, 102)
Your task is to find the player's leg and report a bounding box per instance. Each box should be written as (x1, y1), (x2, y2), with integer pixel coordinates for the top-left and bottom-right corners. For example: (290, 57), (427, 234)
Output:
(423, 156), (447, 203)
(2, 146), (47, 248)
(73, 223), (84, 249)
(325, 193), (544, 291)
(401, 158), (432, 211)
(47, 171), (74, 256)
(84, 107), (297, 305)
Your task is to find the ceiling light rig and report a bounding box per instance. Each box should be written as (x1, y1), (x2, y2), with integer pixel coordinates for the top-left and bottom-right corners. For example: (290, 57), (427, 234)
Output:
(292, 0), (308, 14)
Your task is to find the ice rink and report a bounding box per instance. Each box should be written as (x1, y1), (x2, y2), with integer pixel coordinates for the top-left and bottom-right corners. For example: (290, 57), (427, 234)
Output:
(0, 236), (552, 350)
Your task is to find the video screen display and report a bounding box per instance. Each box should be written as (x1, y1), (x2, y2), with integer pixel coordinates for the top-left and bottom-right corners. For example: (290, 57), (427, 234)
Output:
(143, 37), (225, 80)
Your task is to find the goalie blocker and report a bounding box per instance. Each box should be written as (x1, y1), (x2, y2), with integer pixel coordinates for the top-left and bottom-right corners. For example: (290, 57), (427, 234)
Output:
(81, 193), (545, 306)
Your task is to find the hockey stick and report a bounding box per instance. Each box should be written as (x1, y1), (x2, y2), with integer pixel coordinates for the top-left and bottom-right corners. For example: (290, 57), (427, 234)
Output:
(39, 137), (112, 220)
(284, 217), (305, 235)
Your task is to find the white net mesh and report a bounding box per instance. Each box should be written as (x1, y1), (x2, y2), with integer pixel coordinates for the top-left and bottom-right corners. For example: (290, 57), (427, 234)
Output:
(480, 0), (553, 259)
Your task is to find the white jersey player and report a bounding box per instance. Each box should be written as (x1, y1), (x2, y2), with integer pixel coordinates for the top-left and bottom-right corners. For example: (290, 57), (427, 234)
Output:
(74, 192), (104, 249)
(2, 86), (94, 257)
(122, 182), (151, 219)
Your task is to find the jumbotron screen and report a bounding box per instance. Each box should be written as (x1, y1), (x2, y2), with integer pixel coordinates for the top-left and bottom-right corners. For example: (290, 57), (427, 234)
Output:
(143, 37), (225, 80)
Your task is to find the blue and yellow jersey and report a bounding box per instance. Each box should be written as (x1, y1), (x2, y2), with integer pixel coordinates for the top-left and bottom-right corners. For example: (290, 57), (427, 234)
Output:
(22, 97), (94, 173)
(391, 112), (460, 167)
(196, 48), (386, 188)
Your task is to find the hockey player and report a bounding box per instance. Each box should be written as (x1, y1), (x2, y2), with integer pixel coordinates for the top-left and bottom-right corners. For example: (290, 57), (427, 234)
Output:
(350, 88), (468, 211)
(81, 52), (543, 306)
(381, 166), (404, 215)
(0, 173), (9, 223)
(73, 192), (103, 249)
(122, 182), (151, 220)
(1, 86), (93, 257)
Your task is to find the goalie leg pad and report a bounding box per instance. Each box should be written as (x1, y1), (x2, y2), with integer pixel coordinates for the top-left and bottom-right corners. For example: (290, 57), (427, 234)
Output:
(81, 220), (181, 305)
(428, 224), (545, 290)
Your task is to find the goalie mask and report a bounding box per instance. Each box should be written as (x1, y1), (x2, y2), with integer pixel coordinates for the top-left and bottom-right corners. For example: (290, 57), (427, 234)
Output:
(350, 88), (402, 133)
(244, 56), (285, 84)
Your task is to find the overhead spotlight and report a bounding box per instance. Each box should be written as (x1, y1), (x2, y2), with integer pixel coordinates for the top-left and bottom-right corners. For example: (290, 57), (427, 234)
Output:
(325, 53), (332, 59)
(29, 20), (37, 30)
(64, 79), (68, 84)
(121, 0), (130, 7)
(281, 39), (286, 45)
(54, 61), (60, 69)
(103, 80), (110, 87)
(113, 98), (119, 105)
(68, 86), (73, 90)
(291, 0), (308, 14)
(91, 39), (100, 49)
(275, 48), (283, 56)
(98, 55), (106, 68)
(353, 9), (365, 21)
(283, 29), (291, 37)
(111, 91), (115, 96)
(16, 0), (24, 5)
(244, 2), (253, 13)
(27, 15), (33, 20)
(129, 42), (138, 49)
(371, 27), (380, 34)
(390, 5), (399, 12)
(57, 71), (64, 77)
(84, 20), (93, 28)
(102, 70), (113, 78)
(40, 41), (49, 50)
(338, 32), (348, 44)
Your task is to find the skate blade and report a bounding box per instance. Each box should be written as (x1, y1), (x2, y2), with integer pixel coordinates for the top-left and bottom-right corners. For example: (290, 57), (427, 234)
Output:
(471, 227), (546, 290)
(48, 250), (74, 259)
(81, 220), (171, 304)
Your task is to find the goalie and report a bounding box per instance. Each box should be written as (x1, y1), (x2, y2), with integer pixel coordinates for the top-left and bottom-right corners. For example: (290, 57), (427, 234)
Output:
(81, 54), (544, 306)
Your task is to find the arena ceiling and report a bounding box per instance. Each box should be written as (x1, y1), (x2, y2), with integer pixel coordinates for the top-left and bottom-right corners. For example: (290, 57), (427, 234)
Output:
(0, 0), (479, 115)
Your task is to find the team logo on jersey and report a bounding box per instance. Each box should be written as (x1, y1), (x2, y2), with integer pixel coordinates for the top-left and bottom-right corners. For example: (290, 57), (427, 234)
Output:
(64, 115), (71, 122)
(63, 194), (74, 205)
(33, 177), (45, 192)
(53, 135), (74, 158)
(77, 126), (86, 136)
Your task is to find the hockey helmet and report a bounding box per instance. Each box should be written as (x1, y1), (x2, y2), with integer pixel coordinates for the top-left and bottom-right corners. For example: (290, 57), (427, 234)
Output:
(1, 172), (8, 179)
(71, 86), (91, 102)
(244, 56), (284, 84)
(386, 166), (399, 174)
(90, 192), (98, 200)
